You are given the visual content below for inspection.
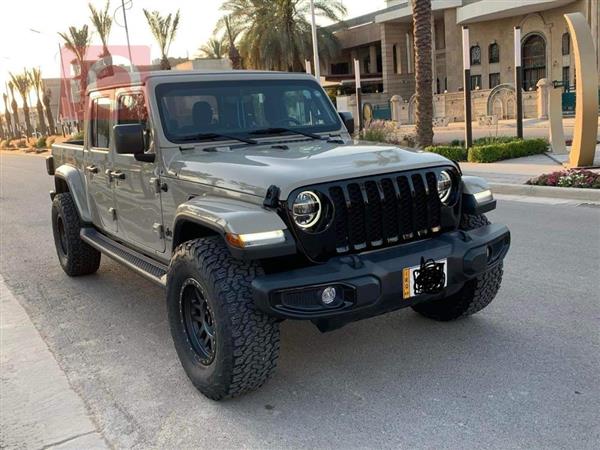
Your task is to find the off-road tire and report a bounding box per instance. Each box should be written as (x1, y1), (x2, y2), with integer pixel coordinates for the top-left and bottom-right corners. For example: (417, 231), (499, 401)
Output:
(167, 236), (280, 400)
(411, 213), (503, 321)
(51, 192), (101, 276)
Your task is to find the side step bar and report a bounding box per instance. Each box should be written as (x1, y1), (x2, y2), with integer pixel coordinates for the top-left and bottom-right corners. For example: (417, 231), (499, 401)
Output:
(80, 228), (167, 287)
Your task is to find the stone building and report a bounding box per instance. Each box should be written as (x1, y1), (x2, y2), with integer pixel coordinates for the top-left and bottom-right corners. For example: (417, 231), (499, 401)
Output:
(324, 0), (599, 123)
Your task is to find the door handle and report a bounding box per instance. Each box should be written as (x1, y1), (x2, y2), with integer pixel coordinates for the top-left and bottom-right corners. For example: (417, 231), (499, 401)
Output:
(85, 165), (98, 174)
(111, 171), (126, 180)
(106, 170), (126, 181)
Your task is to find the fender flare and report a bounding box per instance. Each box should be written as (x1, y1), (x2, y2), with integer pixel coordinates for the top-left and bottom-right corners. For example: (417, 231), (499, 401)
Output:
(461, 176), (496, 215)
(54, 165), (92, 223)
(173, 196), (296, 259)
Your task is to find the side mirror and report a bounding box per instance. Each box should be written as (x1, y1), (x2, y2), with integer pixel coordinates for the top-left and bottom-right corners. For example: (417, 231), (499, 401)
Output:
(114, 123), (145, 156)
(339, 111), (355, 135)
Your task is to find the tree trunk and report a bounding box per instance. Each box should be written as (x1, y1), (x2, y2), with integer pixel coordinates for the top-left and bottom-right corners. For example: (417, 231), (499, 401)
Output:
(36, 100), (48, 135)
(4, 111), (13, 139)
(411, 0), (434, 147)
(11, 100), (20, 137)
(228, 45), (242, 70)
(43, 90), (56, 135)
(22, 101), (33, 137)
(160, 55), (171, 70)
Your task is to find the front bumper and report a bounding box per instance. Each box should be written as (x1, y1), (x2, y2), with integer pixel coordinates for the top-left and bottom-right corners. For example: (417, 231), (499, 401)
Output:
(252, 224), (510, 322)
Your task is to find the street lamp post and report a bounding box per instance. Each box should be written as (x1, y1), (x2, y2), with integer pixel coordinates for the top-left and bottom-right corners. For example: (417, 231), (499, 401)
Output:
(514, 26), (523, 139)
(309, 0), (320, 82)
(462, 26), (473, 149)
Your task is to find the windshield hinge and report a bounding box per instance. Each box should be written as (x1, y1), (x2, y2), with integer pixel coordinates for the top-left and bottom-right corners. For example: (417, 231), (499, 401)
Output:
(263, 185), (281, 209)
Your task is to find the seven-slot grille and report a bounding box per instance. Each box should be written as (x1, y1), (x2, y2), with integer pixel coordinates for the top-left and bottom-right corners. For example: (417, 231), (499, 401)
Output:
(328, 171), (442, 253)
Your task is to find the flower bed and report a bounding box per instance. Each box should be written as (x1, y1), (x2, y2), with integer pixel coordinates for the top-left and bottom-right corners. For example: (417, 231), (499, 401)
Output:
(526, 169), (600, 189)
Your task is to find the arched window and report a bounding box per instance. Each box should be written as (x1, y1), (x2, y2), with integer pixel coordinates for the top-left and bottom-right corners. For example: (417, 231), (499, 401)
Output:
(562, 32), (570, 55)
(489, 43), (499, 63)
(522, 34), (546, 91)
(470, 45), (481, 65)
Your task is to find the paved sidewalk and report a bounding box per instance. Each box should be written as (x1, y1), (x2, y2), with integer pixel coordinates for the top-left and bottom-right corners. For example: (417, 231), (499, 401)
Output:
(461, 147), (600, 184)
(0, 275), (107, 449)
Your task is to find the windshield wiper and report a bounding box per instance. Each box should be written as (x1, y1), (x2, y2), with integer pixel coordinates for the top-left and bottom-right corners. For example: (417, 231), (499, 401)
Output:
(177, 132), (258, 145)
(249, 127), (326, 141)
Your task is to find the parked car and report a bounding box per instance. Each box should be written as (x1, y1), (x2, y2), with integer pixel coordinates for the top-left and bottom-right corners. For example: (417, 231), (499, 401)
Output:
(47, 70), (510, 400)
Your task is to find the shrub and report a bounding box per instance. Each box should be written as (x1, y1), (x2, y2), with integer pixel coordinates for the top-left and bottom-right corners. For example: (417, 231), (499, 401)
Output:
(361, 127), (388, 143)
(48, 136), (56, 146)
(473, 136), (516, 146)
(0, 139), (11, 148)
(16, 139), (27, 148)
(68, 131), (84, 142)
(468, 138), (547, 163)
(450, 139), (464, 147)
(527, 169), (600, 189)
(360, 120), (416, 147)
(424, 145), (468, 162)
(35, 136), (47, 148)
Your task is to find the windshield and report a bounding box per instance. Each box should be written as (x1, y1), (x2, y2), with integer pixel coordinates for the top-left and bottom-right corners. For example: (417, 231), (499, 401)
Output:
(155, 79), (342, 144)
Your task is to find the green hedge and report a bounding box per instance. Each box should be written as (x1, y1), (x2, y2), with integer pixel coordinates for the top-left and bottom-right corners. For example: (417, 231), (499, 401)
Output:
(424, 145), (468, 162)
(467, 138), (548, 163)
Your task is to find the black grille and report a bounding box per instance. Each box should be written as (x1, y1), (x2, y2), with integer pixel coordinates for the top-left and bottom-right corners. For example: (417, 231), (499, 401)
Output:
(323, 171), (443, 255)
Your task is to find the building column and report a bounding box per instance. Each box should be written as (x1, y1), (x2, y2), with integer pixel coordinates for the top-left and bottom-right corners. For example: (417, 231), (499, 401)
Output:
(369, 45), (378, 74)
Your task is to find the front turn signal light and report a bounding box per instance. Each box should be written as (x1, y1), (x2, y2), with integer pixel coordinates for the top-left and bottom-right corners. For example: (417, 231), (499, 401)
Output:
(225, 230), (286, 248)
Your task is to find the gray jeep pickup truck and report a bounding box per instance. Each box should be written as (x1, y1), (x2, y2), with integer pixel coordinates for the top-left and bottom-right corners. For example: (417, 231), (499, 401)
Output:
(47, 70), (510, 400)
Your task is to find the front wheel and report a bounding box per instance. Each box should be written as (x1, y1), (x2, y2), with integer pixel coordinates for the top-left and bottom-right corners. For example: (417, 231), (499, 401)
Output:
(167, 237), (280, 400)
(411, 214), (504, 321)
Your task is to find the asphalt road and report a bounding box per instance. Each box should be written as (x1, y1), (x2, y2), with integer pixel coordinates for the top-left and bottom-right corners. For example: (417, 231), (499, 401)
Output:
(1, 152), (599, 449)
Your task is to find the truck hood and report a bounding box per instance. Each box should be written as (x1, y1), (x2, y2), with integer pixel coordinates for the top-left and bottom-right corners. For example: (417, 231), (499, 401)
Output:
(166, 140), (453, 199)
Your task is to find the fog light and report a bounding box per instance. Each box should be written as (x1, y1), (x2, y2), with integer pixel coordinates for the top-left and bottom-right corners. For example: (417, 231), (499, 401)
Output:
(321, 287), (337, 305)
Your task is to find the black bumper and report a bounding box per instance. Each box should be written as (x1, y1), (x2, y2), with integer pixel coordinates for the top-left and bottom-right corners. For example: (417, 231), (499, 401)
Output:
(252, 224), (510, 323)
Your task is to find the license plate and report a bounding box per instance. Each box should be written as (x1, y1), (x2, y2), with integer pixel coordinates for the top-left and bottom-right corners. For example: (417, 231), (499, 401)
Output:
(402, 258), (448, 299)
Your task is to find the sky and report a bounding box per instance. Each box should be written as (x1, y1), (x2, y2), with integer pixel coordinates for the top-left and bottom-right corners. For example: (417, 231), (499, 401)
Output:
(0, 0), (386, 112)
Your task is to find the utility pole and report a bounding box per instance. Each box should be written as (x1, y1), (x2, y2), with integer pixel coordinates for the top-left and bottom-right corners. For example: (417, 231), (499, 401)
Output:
(310, 0), (320, 81)
(354, 58), (362, 131)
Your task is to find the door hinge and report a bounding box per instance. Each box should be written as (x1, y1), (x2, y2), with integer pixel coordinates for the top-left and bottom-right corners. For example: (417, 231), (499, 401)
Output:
(153, 223), (165, 238)
(150, 177), (168, 194)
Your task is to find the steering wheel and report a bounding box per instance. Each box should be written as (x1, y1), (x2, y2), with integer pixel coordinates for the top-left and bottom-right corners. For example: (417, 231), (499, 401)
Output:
(272, 117), (302, 126)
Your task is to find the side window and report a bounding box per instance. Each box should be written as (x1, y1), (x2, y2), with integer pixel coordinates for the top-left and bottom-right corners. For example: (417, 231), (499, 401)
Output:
(117, 93), (148, 127)
(91, 97), (111, 149)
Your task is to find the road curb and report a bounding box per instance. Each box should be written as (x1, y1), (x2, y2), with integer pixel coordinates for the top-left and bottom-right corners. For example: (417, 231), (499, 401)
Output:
(490, 182), (600, 201)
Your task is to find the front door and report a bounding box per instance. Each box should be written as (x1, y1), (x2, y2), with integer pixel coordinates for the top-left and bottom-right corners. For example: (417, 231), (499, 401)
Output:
(112, 90), (165, 253)
(85, 95), (117, 234)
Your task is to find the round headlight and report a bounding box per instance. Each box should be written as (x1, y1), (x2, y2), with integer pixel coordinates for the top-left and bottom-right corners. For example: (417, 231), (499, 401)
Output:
(437, 170), (454, 204)
(292, 191), (322, 229)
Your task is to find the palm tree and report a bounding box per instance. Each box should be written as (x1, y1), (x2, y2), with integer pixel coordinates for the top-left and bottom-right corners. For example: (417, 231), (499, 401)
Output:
(58, 25), (91, 122)
(89, 1), (113, 58)
(221, 0), (346, 72)
(215, 15), (243, 69)
(143, 9), (181, 70)
(199, 37), (228, 59)
(9, 71), (33, 137)
(411, 0), (433, 147)
(8, 82), (19, 136)
(29, 68), (48, 136)
(3, 93), (13, 138)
